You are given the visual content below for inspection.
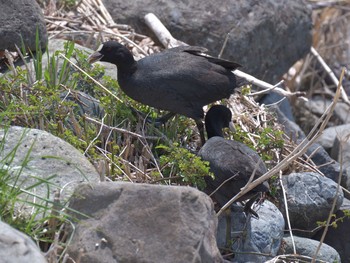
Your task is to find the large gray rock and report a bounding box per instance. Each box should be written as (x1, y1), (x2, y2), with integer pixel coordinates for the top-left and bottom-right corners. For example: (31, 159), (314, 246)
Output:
(0, 221), (47, 263)
(217, 201), (284, 262)
(0, 126), (100, 217)
(279, 172), (343, 236)
(67, 182), (225, 263)
(281, 236), (341, 263)
(316, 123), (350, 149)
(0, 0), (47, 52)
(103, 0), (312, 83)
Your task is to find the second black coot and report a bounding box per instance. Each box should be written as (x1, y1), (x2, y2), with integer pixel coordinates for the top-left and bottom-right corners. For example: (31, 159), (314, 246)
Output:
(87, 41), (240, 144)
(198, 105), (269, 215)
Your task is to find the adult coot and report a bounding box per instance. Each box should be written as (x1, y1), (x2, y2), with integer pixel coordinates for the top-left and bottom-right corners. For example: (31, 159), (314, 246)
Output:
(198, 105), (269, 216)
(87, 41), (240, 144)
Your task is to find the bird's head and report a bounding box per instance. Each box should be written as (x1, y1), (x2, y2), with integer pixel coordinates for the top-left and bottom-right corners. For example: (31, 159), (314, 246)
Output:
(205, 105), (234, 139)
(88, 41), (134, 67)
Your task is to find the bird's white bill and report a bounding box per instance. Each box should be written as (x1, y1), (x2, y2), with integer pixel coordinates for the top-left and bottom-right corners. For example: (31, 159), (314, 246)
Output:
(87, 51), (104, 64)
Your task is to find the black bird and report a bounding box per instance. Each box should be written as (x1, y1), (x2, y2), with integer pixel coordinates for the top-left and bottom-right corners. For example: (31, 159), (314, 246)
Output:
(198, 105), (269, 216)
(87, 41), (240, 144)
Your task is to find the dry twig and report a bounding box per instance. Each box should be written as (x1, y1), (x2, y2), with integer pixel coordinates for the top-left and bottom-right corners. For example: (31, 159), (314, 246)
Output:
(84, 115), (166, 141)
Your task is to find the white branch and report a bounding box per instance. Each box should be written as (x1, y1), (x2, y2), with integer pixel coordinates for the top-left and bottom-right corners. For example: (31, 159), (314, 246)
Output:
(144, 13), (188, 48)
(311, 46), (350, 105)
(234, 70), (307, 99)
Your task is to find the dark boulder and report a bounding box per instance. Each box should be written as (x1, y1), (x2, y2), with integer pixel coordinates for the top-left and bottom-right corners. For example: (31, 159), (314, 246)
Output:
(0, 0), (47, 52)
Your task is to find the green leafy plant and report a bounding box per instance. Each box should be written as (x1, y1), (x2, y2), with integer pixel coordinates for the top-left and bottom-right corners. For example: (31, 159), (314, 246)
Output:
(256, 127), (284, 161)
(317, 210), (350, 229)
(232, 125), (284, 161)
(157, 143), (212, 189)
(240, 85), (252, 96)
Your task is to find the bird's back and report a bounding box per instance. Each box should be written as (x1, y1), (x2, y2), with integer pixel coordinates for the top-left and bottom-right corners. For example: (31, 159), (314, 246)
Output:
(198, 136), (269, 206)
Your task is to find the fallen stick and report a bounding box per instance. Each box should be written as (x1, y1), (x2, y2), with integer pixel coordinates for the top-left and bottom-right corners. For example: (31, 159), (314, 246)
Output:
(234, 69), (307, 100)
(144, 13), (188, 48)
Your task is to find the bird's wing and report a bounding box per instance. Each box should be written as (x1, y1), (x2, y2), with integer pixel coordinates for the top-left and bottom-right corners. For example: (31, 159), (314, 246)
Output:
(182, 46), (241, 70)
(164, 45), (208, 54)
(160, 45), (241, 70)
(201, 138), (267, 180)
(137, 53), (236, 98)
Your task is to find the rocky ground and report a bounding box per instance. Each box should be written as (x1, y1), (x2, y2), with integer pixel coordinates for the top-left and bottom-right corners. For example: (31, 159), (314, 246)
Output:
(1, 0), (350, 262)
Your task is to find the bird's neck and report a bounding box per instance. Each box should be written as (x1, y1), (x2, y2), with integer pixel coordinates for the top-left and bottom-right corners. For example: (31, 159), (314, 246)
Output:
(117, 56), (137, 74)
(206, 122), (224, 139)
(118, 64), (137, 77)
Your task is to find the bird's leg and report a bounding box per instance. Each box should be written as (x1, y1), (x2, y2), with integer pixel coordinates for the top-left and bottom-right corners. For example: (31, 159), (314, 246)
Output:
(154, 112), (176, 125)
(130, 107), (175, 127)
(146, 112), (176, 127)
(243, 193), (260, 218)
(225, 207), (232, 248)
(129, 106), (147, 119)
(195, 119), (206, 146)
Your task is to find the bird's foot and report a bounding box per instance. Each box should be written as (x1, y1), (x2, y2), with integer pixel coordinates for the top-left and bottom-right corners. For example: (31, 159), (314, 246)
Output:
(243, 195), (260, 219)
